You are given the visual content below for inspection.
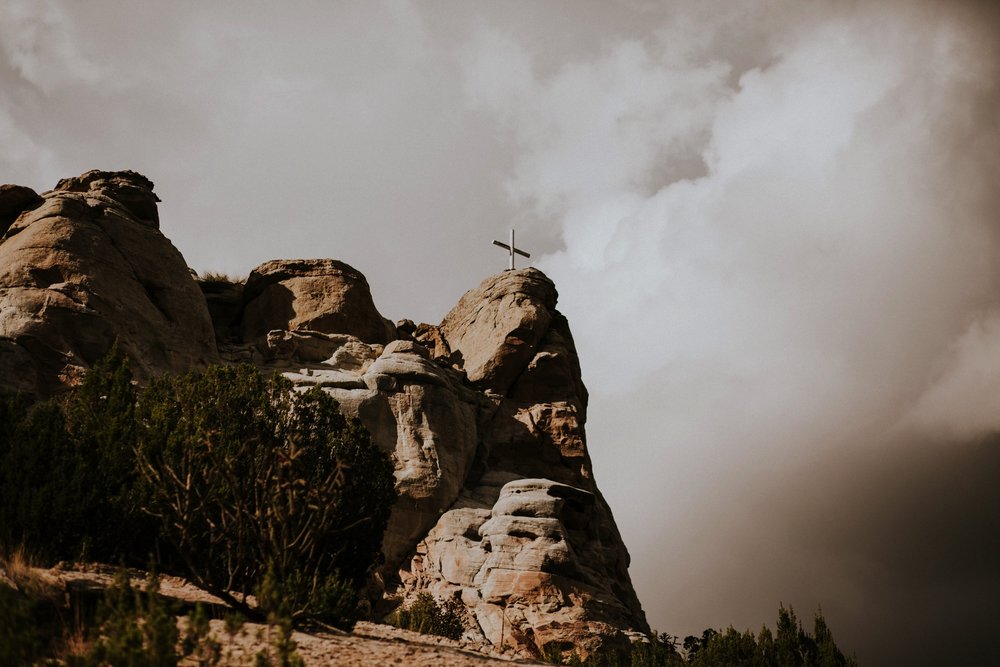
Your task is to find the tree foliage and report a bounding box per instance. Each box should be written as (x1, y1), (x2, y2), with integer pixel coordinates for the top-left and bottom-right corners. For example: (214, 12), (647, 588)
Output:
(0, 343), (150, 561)
(1, 347), (395, 630)
(134, 364), (394, 622)
(387, 592), (466, 640)
(557, 606), (855, 667)
(78, 569), (180, 667)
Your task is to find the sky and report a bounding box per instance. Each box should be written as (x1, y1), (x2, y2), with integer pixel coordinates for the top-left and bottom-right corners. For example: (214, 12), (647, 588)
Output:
(2, 0), (999, 663)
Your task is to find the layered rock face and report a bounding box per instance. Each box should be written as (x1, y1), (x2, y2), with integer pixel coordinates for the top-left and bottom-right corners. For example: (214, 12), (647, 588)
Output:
(0, 171), (218, 396)
(0, 169), (647, 659)
(396, 270), (646, 658)
(251, 267), (648, 658)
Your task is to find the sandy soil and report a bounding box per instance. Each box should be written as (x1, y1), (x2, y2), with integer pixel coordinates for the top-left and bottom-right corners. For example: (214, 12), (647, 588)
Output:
(36, 563), (546, 666)
(187, 620), (543, 666)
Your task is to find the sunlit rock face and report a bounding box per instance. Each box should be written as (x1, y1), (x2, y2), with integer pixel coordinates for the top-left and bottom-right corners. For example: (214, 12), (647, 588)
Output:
(241, 258), (396, 345)
(0, 170), (218, 397)
(253, 267), (649, 659)
(0, 169), (647, 659)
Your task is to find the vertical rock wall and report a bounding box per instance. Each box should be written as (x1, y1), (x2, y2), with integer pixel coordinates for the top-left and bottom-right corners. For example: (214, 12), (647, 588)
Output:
(240, 267), (650, 658)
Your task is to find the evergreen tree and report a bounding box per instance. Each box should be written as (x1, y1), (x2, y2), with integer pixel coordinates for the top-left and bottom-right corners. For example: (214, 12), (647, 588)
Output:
(774, 605), (804, 667)
(135, 365), (395, 622)
(61, 342), (149, 560)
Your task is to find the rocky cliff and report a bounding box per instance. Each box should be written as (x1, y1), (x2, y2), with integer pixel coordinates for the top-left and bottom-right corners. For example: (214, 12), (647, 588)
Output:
(0, 171), (217, 396)
(0, 170), (648, 658)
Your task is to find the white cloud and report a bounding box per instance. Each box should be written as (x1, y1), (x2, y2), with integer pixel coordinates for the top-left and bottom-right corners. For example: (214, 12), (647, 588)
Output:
(0, 0), (102, 94)
(0, 104), (55, 182)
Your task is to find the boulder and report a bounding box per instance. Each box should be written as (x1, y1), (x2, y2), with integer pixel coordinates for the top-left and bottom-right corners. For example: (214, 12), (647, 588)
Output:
(0, 170), (218, 397)
(401, 478), (645, 659)
(440, 269), (556, 394)
(413, 322), (453, 362)
(51, 170), (161, 226)
(241, 258), (396, 344)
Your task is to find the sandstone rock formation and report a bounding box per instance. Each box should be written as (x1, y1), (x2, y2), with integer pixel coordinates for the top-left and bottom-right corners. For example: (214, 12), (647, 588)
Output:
(247, 267), (648, 658)
(242, 258), (395, 345)
(0, 169), (647, 659)
(395, 271), (646, 659)
(403, 477), (643, 657)
(439, 268), (556, 395)
(0, 170), (218, 396)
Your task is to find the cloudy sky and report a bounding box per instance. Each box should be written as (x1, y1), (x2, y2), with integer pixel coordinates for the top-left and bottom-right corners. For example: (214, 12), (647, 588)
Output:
(2, 0), (999, 663)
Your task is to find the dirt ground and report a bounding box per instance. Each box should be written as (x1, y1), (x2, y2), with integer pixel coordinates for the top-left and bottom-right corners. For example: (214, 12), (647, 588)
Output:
(190, 619), (543, 667)
(40, 563), (547, 666)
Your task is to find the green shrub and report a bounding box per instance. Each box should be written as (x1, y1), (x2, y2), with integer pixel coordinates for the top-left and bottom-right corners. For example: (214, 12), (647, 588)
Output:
(182, 603), (222, 666)
(552, 607), (854, 667)
(253, 566), (305, 667)
(542, 640), (566, 663)
(0, 579), (58, 666)
(77, 569), (180, 667)
(630, 633), (683, 666)
(0, 396), (77, 558)
(387, 592), (465, 640)
(0, 344), (155, 563)
(135, 365), (395, 622)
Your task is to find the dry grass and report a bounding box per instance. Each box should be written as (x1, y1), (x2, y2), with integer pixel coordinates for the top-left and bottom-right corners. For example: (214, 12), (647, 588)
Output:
(0, 545), (56, 599)
(197, 270), (246, 285)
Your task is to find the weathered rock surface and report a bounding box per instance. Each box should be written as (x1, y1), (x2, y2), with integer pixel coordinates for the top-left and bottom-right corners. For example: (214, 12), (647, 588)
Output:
(274, 335), (489, 573)
(259, 268), (648, 659)
(440, 269), (556, 394)
(0, 169), (648, 660)
(0, 170), (218, 396)
(242, 258), (395, 345)
(400, 478), (643, 658)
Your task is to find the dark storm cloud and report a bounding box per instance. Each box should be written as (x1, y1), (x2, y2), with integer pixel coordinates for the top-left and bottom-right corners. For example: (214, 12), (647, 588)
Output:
(461, 1), (1000, 663)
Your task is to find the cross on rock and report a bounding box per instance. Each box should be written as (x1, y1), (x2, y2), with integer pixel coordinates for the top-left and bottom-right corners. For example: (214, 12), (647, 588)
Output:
(492, 229), (531, 270)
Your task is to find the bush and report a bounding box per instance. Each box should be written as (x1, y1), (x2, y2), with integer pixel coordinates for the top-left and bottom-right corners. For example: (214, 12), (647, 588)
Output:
(678, 606), (855, 667)
(2, 349), (394, 630)
(196, 271), (244, 285)
(78, 569), (180, 667)
(387, 592), (465, 640)
(62, 343), (155, 561)
(135, 364), (395, 622)
(0, 344), (155, 563)
(0, 579), (60, 666)
(548, 607), (854, 667)
(0, 396), (77, 558)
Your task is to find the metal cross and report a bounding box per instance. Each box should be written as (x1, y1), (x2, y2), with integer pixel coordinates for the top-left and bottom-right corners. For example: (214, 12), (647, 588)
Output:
(492, 229), (531, 270)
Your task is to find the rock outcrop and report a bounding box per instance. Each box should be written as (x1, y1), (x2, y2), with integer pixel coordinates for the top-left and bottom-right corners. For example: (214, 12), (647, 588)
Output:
(403, 478), (642, 657)
(242, 258), (395, 345)
(439, 269), (556, 395)
(0, 170), (218, 396)
(249, 267), (648, 658)
(394, 271), (645, 659)
(0, 169), (648, 660)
